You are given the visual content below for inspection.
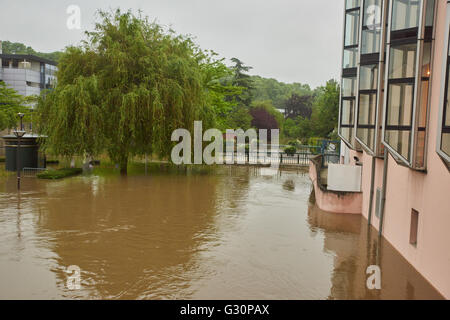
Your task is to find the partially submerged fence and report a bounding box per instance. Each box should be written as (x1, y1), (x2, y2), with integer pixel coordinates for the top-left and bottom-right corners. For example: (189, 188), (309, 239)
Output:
(22, 167), (46, 177)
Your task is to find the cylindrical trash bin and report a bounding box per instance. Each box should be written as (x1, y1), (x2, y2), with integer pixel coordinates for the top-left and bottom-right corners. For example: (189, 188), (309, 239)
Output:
(2, 134), (44, 172)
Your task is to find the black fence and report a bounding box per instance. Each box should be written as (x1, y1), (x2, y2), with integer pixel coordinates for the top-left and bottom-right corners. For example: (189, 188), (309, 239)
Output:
(222, 151), (340, 166)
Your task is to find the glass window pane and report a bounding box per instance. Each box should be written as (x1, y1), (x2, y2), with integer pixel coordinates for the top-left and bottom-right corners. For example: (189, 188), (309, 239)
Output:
(387, 83), (414, 126)
(385, 130), (411, 160)
(442, 133), (450, 157)
(358, 93), (377, 125)
(389, 43), (417, 79)
(422, 42), (432, 77)
(342, 99), (355, 125)
(362, 0), (382, 54)
(342, 77), (357, 97)
(345, 10), (360, 46)
(425, 0), (435, 27)
(346, 0), (361, 10)
(362, 29), (381, 54)
(445, 64), (450, 127)
(357, 128), (375, 150)
(343, 47), (358, 68)
(360, 65), (378, 90)
(340, 127), (354, 144)
(391, 0), (421, 31)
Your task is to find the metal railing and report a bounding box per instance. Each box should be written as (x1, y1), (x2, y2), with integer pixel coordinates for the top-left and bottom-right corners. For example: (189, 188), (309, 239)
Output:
(222, 150), (340, 166)
(22, 167), (46, 177)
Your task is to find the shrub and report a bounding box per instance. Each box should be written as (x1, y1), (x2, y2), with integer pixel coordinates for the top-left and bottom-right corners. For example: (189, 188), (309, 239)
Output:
(37, 168), (82, 180)
(284, 146), (297, 155)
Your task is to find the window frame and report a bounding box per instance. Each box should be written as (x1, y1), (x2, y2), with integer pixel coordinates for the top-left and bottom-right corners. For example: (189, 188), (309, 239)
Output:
(381, 0), (436, 169)
(339, 3), (362, 150)
(354, 0), (388, 156)
(437, 3), (450, 165)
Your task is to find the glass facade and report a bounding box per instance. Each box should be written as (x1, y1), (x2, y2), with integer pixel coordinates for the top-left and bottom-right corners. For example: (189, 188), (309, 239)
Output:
(441, 32), (450, 159)
(382, 0), (435, 168)
(340, 1), (361, 147)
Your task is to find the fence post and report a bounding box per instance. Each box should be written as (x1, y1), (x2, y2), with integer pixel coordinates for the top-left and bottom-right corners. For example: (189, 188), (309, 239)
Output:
(280, 153), (283, 164)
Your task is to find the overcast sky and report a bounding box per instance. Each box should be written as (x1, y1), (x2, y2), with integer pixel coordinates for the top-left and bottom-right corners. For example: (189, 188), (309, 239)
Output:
(0, 0), (344, 88)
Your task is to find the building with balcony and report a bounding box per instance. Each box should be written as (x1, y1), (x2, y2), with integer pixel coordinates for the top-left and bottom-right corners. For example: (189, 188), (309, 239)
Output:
(0, 53), (57, 97)
(310, 0), (450, 299)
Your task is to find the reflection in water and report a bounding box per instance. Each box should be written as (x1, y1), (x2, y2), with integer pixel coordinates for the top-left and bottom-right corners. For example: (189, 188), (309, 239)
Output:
(0, 167), (443, 299)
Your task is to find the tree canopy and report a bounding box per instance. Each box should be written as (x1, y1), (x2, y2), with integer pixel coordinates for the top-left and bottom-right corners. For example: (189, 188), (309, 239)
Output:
(37, 9), (228, 174)
(1, 40), (63, 62)
(0, 81), (26, 131)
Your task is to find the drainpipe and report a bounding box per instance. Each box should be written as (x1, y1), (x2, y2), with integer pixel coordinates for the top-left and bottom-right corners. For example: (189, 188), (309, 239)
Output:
(367, 156), (376, 226)
(378, 150), (389, 237)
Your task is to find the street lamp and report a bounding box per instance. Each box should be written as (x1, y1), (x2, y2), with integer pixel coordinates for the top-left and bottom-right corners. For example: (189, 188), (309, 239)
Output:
(13, 113), (26, 190)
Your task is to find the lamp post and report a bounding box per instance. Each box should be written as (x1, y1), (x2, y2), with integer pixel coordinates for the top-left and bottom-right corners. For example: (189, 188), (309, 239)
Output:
(13, 113), (26, 190)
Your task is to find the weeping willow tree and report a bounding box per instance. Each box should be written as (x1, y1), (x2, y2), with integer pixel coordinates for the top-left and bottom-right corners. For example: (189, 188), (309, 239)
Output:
(37, 9), (213, 174)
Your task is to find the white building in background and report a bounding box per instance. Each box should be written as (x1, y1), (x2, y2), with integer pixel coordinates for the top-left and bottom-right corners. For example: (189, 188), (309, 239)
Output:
(0, 41), (57, 98)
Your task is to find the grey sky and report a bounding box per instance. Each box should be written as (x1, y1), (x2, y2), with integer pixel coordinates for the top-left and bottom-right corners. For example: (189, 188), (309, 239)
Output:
(1, 0), (344, 88)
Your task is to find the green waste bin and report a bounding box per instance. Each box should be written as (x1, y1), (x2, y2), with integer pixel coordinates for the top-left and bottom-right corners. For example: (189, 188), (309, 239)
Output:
(2, 134), (45, 171)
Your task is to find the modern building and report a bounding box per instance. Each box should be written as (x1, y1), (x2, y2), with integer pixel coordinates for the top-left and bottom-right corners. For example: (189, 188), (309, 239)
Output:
(310, 0), (450, 299)
(0, 41), (57, 155)
(0, 54), (57, 97)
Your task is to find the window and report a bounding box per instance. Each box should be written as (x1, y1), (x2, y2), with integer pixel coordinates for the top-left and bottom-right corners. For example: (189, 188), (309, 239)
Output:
(383, 0), (435, 168)
(384, 43), (417, 161)
(361, 0), (382, 55)
(357, 65), (379, 151)
(340, 1), (361, 149)
(410, 209), (419, 246)
(391, 0), (421, 31)
(343, 47), (358, 68)
(346, 0), (361, 10)
(340, 77), (357, 145)
(439, 27), (450, 162)
(345, 10), (360, 47)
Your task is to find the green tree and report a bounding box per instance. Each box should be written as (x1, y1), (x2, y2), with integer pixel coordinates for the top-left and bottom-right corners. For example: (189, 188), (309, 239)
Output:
(230, 58), (254, 107)
(201, 52), (243, 131)
(284, 93), (313, 120)
(36, 9), (210, 174)
(1, 40), (63, 62)
(0, 81), (26, 130)
(310, 79), (340, 137)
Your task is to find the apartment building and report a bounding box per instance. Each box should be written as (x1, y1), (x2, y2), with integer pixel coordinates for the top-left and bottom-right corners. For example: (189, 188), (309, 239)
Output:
(312, 0), (450, 298)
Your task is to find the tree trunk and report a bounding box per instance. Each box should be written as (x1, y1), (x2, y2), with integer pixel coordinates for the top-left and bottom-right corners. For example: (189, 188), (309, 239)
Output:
(119, 156), (128, 175)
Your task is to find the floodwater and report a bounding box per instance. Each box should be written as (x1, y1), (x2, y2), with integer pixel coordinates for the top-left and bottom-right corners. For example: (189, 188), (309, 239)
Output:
(0, 166), (444, 299)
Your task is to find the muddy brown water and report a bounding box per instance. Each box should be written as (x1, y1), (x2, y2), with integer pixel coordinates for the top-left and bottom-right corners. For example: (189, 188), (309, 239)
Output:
(0, 166), (443, 299)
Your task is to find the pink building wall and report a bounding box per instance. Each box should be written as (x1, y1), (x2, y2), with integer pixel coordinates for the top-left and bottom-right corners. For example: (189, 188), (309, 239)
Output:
(350, 3), (450, 298)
